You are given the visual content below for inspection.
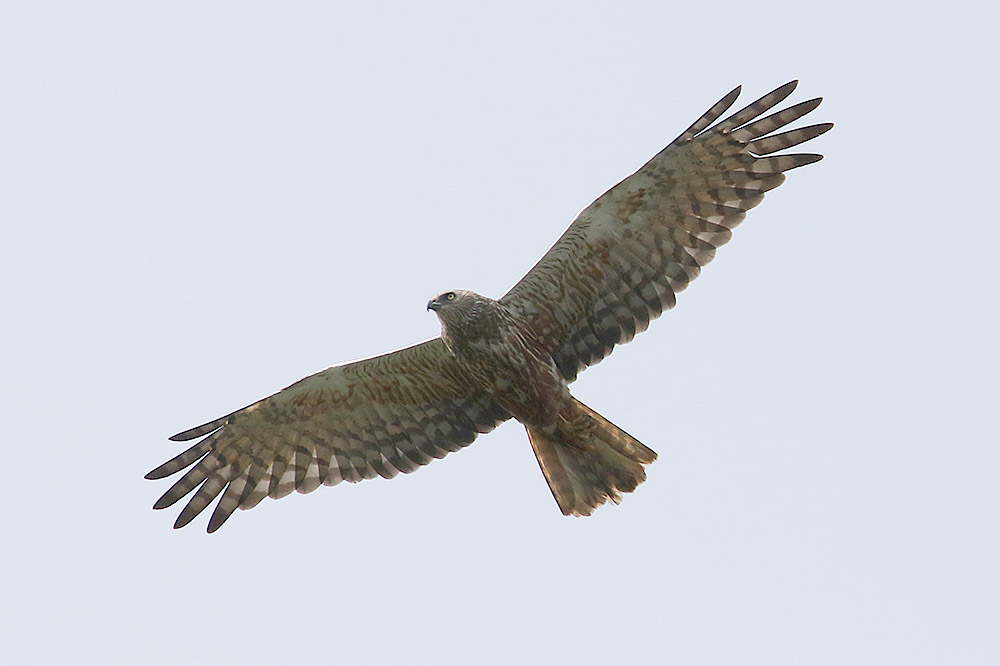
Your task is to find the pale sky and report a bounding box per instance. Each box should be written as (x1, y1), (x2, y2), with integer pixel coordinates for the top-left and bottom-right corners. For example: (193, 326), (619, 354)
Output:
(3, 2), (997, 665)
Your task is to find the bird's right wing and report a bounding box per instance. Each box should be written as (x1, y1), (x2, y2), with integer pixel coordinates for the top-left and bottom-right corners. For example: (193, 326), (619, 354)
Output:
(146, 338), (509, 532)
(501, 81), (832, 380)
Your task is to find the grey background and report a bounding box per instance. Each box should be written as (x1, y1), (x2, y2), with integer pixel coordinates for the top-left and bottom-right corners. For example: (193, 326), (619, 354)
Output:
(3, 2), (996, 664)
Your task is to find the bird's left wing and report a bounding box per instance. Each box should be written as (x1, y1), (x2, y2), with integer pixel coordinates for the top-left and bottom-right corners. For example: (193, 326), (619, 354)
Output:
(147, 338), (509, 532)
(500, 81), (832, 380)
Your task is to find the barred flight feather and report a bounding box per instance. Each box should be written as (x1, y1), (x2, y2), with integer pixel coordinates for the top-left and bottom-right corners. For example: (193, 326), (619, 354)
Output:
(151, 339), (510, 532)
(501, 80), (831, 381)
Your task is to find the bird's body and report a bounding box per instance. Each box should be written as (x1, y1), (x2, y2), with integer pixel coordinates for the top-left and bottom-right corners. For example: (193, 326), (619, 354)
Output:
(431, 291), (570, 427)
(429, 289), (657, 512)
(148, 81), (832, 531)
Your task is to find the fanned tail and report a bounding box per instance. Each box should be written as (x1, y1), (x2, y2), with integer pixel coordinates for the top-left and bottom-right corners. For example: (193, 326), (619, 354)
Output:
(527, 399), (657, 516)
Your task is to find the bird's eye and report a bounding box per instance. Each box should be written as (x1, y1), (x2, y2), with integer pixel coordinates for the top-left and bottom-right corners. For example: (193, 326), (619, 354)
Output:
(445, 292), (456, 300)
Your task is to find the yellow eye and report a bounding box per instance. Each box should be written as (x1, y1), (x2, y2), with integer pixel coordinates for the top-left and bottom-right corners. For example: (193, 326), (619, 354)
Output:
(445, 292), (456, 300)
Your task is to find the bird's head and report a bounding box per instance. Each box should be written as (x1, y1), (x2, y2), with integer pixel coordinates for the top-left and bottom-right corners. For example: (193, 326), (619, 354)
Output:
(427, 290), (496, 341)
(427, 289), (470, 314)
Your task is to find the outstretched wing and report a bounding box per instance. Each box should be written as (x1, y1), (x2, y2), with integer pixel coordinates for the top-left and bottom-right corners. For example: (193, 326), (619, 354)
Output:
(147, 338), (509, 532)
(501, 81), (832, 381)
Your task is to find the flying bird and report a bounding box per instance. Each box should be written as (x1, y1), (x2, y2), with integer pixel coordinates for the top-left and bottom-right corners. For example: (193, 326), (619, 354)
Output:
(148, 81), (832, 532)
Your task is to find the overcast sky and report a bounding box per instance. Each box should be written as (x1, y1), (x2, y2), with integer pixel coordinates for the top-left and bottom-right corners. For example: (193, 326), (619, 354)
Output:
(3, 2), (997, 665)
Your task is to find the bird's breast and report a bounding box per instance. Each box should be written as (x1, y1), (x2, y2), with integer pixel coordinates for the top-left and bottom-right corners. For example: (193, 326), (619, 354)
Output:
(452, 325), (570, 427)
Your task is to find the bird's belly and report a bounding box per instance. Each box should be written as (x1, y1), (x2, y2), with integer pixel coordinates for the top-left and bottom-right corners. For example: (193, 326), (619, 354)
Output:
(460, 351), (571, 427)
(491, 377), (569, 426)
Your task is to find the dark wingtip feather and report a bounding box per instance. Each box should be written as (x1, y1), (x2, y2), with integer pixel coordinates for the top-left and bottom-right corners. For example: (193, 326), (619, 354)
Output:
(169, 407), (243, 441)
(670, 84), (742, 145)
(768, 79), (799, 101)
(173, 496), (208, 530)
(145, 437), (215, 480)
(152, 492), (175, 511)
(717, 80), (800, 133)
(731, 97), (826, 144)
(749, 122), (834, 156)
(169, 422), (223, 442)
(790, 153), (824, 168)
(768, 80), (800, 103)
(717, 85), (743, 109)
(801, 97), (823, 114)
(206, 511), (229, 534)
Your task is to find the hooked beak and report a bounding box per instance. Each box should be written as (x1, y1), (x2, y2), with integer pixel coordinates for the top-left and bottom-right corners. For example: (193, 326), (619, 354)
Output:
(427, 299), (440, 312)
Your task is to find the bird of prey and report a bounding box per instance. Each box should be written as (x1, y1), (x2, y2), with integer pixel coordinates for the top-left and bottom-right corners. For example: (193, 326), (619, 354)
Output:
(148, 81), (832, 532)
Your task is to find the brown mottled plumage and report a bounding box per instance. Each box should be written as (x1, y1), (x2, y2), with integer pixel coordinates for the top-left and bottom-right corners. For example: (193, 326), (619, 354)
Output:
(149, 81), (832, 531)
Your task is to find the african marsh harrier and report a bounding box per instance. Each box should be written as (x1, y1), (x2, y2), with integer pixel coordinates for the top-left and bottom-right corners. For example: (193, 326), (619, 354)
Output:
(148, 81), (832, 531)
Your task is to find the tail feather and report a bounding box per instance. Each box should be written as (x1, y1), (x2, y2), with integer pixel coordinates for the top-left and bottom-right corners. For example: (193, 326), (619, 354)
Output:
(527, 399), (657, 516)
